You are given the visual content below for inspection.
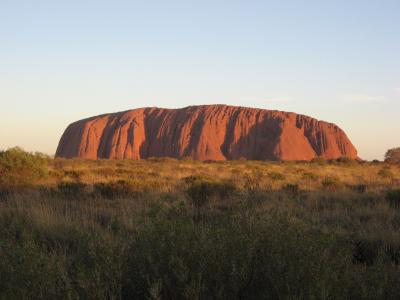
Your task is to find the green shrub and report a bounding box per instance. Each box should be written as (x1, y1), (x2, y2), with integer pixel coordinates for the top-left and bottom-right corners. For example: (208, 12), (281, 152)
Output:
(0, 147), (48, 187)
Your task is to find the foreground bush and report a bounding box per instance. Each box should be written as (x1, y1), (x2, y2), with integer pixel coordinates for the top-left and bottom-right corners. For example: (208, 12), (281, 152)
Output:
(0, 147), (48, 188)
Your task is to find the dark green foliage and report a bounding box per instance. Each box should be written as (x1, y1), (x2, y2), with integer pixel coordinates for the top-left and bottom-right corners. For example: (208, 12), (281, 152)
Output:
(386, 189), (400, 208)
(0, 147), (48, 187)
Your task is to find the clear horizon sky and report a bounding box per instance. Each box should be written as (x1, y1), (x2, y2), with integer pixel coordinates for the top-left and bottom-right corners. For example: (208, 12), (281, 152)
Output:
(1, 0), (399, 160)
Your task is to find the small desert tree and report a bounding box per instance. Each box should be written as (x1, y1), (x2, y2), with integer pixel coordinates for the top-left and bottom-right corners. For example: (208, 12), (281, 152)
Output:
(384, 147), (400, 164)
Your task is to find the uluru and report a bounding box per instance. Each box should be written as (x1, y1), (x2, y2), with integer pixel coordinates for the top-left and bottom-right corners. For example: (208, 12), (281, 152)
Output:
(55, 105), (357, 161)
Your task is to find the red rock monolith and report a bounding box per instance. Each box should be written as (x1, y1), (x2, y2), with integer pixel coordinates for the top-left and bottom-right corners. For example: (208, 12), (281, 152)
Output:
(56, 105), (357, 160)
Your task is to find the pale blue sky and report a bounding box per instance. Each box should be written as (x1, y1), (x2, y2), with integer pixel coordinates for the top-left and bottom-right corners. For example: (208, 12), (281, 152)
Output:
(1, 0), (399, 160)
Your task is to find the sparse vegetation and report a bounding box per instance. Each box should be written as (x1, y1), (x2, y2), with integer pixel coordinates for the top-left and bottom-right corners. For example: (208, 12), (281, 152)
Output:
(1, 149), (400, 299)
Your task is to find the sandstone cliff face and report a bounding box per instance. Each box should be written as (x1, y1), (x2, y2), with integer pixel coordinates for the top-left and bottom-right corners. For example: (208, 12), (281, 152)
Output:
(56, 105), (357, 161)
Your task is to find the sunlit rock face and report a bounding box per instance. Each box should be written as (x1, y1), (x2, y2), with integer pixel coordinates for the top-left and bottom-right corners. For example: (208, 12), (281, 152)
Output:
(56, 105), (357, 161)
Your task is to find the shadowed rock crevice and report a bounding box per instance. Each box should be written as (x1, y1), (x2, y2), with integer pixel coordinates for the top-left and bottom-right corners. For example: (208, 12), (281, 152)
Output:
(56, 105), (358, 160)
(220, 109), (240, 159)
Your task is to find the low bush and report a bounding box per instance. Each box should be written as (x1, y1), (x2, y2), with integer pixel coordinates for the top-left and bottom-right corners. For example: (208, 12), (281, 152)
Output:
(0, 147), (48, 187)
